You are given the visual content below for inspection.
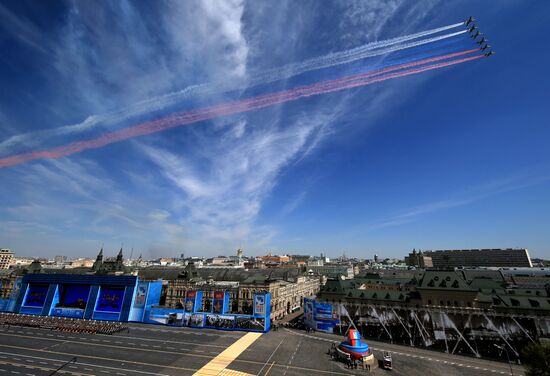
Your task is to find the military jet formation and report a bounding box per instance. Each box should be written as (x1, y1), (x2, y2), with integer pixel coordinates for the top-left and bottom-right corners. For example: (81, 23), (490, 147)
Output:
(464, 16), (494, 57)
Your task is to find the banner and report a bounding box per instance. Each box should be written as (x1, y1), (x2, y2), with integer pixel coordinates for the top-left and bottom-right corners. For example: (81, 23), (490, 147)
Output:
(206, 314), (235, 329)
(253, 294), (266, 316)
(190, 313), (205, 327)
(134, 282), (148, 308)
(184, 290), (202, 313)
(212, 291), (229, 314)
(146, 308), (183, 325)
(51, 307), (85, 319)
(235, 316), (266, 331)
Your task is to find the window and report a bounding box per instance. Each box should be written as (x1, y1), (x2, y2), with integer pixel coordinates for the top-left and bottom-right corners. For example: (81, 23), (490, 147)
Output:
(510, 298), (520, 307)
(528, 299), (540, 308)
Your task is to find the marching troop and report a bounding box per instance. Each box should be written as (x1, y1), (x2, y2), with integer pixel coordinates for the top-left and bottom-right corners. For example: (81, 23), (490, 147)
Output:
(0, 312), (128, 335)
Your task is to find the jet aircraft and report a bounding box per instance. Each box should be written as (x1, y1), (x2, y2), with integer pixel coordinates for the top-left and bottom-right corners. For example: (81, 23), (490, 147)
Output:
(480, 44), (490, 51)
(484, 51), (495, 57)
(471, 31), (481, 39)
(465, 16), (475, 26)
(477, 37), (487, 45)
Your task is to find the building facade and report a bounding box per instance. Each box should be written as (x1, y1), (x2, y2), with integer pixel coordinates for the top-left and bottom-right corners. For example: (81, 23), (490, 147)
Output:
(317, 268), (550, 360)
(407, 248), (532, 268)
(0, 249), (14, 269)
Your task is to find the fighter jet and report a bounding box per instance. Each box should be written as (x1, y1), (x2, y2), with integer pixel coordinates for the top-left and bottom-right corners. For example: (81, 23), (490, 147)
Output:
(484, 51), (495, 57)
(480, 44), (490, 51)
(468, 25), (477, 33)
(471, 30), (481, 39)
(465, 17), (475, 27)
(477, 37), (487, 45)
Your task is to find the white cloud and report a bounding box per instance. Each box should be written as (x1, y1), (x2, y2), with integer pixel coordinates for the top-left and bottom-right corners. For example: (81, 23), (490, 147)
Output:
(0, 1), (448, 257)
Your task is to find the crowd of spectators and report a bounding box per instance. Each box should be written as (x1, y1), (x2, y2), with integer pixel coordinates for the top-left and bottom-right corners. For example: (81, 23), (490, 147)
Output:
(0, 312), (128, 335)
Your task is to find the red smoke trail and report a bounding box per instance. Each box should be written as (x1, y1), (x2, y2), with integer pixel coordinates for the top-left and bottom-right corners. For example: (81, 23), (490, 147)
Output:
(0, 50), (483, 168)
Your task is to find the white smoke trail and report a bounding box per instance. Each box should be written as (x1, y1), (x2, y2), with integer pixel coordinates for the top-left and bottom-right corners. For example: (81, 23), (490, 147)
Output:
(256, 30), (467, 82)
(0, 23), (466, 155)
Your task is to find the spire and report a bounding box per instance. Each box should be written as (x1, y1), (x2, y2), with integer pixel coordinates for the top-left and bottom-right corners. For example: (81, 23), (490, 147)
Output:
(93, 247), (103, 272)
(117, 247), (123, 261)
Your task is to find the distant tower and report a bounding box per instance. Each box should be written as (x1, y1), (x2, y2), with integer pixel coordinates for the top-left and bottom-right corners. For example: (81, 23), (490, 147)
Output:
(117, 248), (123, 263)
(237, 248), (243, 258)
(374, 254), (379, 263)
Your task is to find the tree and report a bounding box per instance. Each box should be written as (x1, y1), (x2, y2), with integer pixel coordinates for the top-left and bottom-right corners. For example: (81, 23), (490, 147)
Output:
(522, 342), (550, 376)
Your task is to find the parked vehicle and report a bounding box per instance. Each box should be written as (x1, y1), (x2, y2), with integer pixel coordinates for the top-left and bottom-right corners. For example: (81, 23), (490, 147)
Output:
(382, 351), (392, 370)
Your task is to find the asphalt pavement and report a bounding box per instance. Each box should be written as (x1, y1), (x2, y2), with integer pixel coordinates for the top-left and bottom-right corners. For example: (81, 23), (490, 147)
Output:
(0, 323), (526, 376)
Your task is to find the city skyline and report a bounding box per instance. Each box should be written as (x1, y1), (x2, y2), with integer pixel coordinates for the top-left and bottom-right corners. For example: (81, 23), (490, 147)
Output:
(1, 1), (549, 259)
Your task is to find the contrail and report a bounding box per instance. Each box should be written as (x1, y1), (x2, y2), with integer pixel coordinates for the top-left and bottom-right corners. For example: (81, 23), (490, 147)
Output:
(0, 49), (483, 169)
(0, 22), (467, 155)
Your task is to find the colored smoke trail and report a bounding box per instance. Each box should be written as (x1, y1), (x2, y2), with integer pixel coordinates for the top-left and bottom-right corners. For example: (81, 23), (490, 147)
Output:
(245, 30), (469, 85)
(0, 50), (483, 169)
(0, 22), (468, 154)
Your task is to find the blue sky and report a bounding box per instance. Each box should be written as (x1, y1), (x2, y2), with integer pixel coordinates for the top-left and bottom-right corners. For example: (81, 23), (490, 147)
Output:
(1, 1), (549, 259)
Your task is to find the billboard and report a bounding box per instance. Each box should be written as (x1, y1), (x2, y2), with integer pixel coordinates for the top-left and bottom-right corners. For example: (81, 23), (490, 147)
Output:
(95, 286), (125, 312)
(135, 289), (269, 332)
(23, 284), (49, 308)
(304, 297), (339, 333)
(56, 284), (91, 310)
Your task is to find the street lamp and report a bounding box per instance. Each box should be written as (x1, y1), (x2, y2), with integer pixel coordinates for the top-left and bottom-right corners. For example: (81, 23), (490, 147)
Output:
(494, 344), (513, 376)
